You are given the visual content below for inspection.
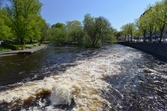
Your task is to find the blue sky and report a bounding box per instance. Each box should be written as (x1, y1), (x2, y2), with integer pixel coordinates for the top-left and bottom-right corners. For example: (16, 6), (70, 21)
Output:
(1, 0), (161, 31)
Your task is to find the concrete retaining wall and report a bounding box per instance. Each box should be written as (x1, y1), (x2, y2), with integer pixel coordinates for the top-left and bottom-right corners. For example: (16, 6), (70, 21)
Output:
(119, 42), (167, 61)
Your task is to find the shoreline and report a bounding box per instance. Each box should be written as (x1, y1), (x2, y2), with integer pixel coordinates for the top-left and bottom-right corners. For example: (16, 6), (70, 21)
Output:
(0, 44), (47, 57)
(119, 42), (167, 62)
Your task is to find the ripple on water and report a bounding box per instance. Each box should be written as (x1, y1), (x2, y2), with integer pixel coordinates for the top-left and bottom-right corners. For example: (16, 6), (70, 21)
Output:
(0, 44), (166, 111)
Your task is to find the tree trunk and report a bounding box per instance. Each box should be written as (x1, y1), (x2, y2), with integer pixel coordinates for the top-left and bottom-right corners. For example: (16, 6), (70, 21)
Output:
(131, 34), (133, 43)
(125, 35), (127, 42)
(143, 30), (146, 43)
(159, 25), (165, 43)
(20, 38), (25, 50)
(30, 38), (33, 44)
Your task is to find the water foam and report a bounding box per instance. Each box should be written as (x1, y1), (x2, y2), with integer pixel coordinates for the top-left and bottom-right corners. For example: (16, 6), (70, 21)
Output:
(0, 47), (140, 110)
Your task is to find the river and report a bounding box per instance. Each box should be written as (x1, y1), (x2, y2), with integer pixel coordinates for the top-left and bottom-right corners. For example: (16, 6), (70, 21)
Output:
(0, 44), (166, 111)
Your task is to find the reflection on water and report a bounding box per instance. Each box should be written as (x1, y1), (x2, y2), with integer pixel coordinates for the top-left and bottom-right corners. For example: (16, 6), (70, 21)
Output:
(0, 45), (85, 86)
(0, 44), (166, 111)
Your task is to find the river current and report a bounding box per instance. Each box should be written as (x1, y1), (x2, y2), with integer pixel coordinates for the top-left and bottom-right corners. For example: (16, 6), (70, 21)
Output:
(0, 44), (166, 111)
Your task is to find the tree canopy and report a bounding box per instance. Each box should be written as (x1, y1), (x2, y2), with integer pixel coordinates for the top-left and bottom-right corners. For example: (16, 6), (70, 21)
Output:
(121, 23), (135, 42)
(4, 0), (43, 45)
(66, 20), (84, 45)
(124, 0), (167, 43)
(51, 22), (68, 45)
(83, 14), (113, 47)
(0, 1), (117, 48)
(0, 8), (12, 40)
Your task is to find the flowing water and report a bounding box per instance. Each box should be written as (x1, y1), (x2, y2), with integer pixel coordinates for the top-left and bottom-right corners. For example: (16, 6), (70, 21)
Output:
(0, 44), (166, 111)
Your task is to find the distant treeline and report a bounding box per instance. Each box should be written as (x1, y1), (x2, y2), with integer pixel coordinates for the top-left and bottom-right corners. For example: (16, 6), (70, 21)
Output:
(0, 0), (117, 48)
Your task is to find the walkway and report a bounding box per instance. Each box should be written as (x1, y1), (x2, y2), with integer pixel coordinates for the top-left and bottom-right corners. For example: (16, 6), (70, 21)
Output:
(0, 44), (47, 57)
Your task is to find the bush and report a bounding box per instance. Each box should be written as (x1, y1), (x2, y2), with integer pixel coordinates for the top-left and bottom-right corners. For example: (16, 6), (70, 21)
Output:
(25, 45), (33, 49)
(0, 47), (11, 52)
(1, 42), (20, 50)
(33, 44), (38, 47)
(96, 40), (102, 48)
(83, 39), (102, 48)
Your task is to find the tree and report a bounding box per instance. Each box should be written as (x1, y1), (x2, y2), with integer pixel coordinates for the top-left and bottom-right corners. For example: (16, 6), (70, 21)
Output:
(0, 8), (12, 40)
(39, 19), (50, 44)
(51, 22), (67, 45)
(4, 0), (42, 47)
(66, 20), (84, 46)
(105, 28), (117, 43)
(83, 14), (112, 47)
(127, 23), (135, 42)
(136, 17), (148, 43)
(121, 23), (135, 42)
(121, 25), (128, 41)
(134, 29), (142, 38)
(152, 1), (167, 43)
(147, 6), (157, 43)
(153, 0), (167, 25)
(137, 6), (156, 43)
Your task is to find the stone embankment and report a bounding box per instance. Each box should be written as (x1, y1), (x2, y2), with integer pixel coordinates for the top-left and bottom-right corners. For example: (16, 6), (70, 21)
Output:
(0, 44), (47, 57)
(119, 42), (167, 61)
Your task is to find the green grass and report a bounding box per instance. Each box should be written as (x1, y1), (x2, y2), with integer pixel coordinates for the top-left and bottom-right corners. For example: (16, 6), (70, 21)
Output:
(0, 47), (11, 52)
(25, 43), (38, 49)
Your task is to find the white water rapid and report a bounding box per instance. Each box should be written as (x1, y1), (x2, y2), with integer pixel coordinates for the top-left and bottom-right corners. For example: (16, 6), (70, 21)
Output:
(0, 45), (166, 111)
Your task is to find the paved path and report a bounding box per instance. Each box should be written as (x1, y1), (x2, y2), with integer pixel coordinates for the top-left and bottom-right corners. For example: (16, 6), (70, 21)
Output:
(0, 44), (47, 57)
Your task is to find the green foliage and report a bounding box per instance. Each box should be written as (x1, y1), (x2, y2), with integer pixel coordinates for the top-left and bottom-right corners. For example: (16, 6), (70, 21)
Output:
(121, 23), (135, 42)
(134, 29), (142, 37)
(52, 22), (65, 29)
(151, 1), (167, 43)
(0, 47), (11, 52)
(4, 0), (43, 45)
(0, 9), (12, 40)
(66, 20), (84, 46)
(96, 40), (102, 48)
(51, 23), (68, 45)
(1, 42), (20, 50)
(83, 14), (113, 48)
(39, 19), (50, 44)
(109, 28), (118, 43)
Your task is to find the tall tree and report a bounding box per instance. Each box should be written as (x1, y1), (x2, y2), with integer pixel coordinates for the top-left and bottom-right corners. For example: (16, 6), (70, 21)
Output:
(83, 14), (112, 47)
(134, 29), (142, 38)
(104, 28), (117, 43)
(0, 8), (12, 40)
(121, 23), (135, 42)
(152, 1), (166, 43)
(66, 20), (84, 46)
(4, 0), (42, 46)
(144, 6), (157, 43)
(135, 17), (148, 42)
(127, 23), (135, 42)
(137, 6), (156, 43)
(51, 22), (67, 45)
(121, 24), (128, 42)
(39, 19), (50, 44)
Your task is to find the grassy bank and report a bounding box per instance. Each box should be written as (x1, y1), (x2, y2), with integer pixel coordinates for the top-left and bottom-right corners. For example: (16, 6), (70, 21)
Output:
(0, 47), (11, 52)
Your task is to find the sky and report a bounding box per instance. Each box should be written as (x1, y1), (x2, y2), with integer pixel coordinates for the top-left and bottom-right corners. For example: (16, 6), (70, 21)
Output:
(0, 0), (161, 31)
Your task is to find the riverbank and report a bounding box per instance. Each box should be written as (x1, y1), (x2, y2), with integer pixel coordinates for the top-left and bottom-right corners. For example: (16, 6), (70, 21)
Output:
(0, 44), (47, 57)
(119, 42), (167, 62)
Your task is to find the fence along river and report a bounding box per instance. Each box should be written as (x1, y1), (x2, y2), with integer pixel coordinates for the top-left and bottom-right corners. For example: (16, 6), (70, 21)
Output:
(0, 44), (166, 111)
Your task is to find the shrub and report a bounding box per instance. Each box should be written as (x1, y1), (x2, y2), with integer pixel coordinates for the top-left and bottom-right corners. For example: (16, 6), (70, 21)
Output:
(1, 42), (20, 50)
(95, 40), (102, 48)
(25, 45), (33, 49)
(83, 39), (102, 48)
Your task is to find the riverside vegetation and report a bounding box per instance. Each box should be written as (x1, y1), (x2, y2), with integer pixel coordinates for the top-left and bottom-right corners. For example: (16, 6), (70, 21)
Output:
(0, 0), (117, 52)
(120, 0), (167, 43)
